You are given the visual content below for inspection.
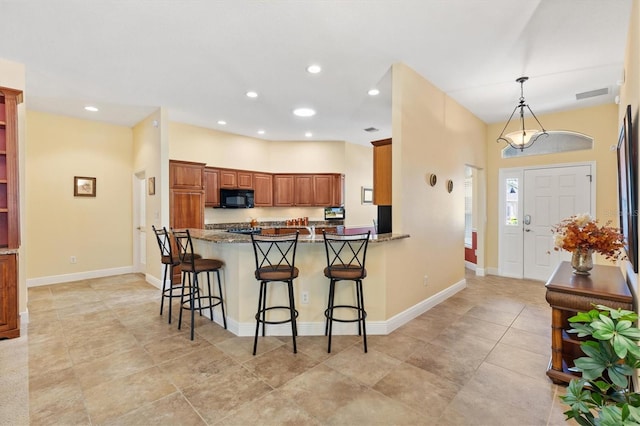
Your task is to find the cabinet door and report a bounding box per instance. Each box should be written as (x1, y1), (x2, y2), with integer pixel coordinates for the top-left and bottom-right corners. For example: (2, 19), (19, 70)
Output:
(372, 138), (392, 205)
(237, 171), (253, 189)
(204, 168), (220, 207)
(219, 170), (237, 188)
(0, 254), (19, 338)
(313, 174), (334, 206)
(170, 190), (204, 229)
(170, 160), (205, 190)
(254, 173), (273, 207)
(273, 175), (295, 206)
(0, 88), (21, 250)
(294, 175), (314, 206)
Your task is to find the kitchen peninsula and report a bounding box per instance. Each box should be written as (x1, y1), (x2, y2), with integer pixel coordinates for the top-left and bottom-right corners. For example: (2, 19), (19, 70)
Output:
(187, 228), (409, 337)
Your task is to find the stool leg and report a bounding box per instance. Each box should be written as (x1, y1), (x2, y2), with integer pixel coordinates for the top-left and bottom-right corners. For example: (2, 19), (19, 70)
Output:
(206, 271), (214, 321)
(261, 282), (268, 337)
(357, 280), (367, 353)
(253, 281), (265, 355)
(166, 265), (174, 324)
(178, 271), (188, 330)
(327, 280), (336, 353)
(190, 273), (197, 340)
(160, 263), (168, 316)
(355, 281), (362, 336)
(325, 279), (335, 336)
(287, 280), (297, 354)
(216, 270), (227, 329)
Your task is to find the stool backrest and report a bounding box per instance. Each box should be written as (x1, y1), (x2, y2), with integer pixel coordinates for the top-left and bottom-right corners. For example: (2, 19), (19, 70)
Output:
(152, 225), (173, 263)
(322, 231), (371, 279)
(171, 229), (196, 268)
(251, 232), (299, 280)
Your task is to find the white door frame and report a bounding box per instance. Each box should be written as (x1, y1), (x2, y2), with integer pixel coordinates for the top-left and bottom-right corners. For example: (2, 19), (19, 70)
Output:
(498, 161), (596, 279)
(133, 171), (147, 274)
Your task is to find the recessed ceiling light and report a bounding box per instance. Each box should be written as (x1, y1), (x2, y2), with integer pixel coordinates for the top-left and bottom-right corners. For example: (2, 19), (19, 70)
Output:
(84, 105), (99, 112)
(217, 120), (227, 125)
(368, 88), (380, 96)
(293, 108), (316, 117)
(257, 130), (265, 135)
(246, 91), (258, 98)
(305, 132), (313, 138)
(306, 64), (322, 74)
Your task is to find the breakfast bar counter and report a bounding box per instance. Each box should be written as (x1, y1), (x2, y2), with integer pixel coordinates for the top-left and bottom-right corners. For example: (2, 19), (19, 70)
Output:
(186, 228), (410, 337)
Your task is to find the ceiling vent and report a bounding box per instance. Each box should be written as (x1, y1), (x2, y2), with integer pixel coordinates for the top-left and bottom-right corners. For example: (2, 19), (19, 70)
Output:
(575, 87), (609, 100)
(364, 127), (379, 132)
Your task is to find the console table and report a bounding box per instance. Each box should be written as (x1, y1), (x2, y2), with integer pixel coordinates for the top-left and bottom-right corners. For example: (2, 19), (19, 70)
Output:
(545, 261), (633, 385)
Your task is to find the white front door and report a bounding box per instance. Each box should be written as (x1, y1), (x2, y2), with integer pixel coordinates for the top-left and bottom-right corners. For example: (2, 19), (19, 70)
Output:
(522, 165), (592, 281)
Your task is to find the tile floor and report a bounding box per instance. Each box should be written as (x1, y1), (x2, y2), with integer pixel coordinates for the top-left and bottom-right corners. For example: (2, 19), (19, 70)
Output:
(3, 271), (577, 425)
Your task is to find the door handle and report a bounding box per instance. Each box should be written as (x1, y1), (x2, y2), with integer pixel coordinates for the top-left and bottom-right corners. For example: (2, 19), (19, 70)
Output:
(525, 228), (531, 232)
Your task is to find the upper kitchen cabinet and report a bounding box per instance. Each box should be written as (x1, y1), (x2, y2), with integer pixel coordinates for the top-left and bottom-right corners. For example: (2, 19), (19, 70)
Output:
(273, 174), (295, 206)
(170, 160), (205, 190)
(372, 138), (391, 206)
(170, 160), (205, 229)
(218, 168), (253, 189)
(273, 173), (344, 207)
(0, 87), (22, 249)
(204, 167), (220, 207)
(313, 174), (344, 207)
(253, 172), (273, 207)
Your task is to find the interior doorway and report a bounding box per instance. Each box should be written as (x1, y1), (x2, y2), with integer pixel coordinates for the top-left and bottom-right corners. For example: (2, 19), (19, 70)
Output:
(133, 171), (147, 274)
(465, 165), (486, 276)
(499, 162), (595, 281)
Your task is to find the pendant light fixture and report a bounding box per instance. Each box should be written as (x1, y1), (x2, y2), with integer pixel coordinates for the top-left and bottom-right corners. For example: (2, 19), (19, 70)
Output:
(497, 76), (548, 151)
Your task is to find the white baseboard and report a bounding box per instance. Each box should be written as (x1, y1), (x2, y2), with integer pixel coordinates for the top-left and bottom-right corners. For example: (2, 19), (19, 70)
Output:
(475, 267), (486, 276)
(464, 261), (476, 271)
(145, 273), (163, 290)
(26, 266), (135, 287)
(486, 266), (500, 276)
(225, 278), (467, 337)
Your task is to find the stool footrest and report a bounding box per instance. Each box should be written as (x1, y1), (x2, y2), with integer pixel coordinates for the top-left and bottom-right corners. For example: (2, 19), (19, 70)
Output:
(255, 305), (299, 325)
(182, 296), (223, 311)
(325, 305), (367, 323)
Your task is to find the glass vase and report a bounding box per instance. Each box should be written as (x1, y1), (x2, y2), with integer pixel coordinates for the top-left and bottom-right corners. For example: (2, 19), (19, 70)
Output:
(571, 248), (593, 275)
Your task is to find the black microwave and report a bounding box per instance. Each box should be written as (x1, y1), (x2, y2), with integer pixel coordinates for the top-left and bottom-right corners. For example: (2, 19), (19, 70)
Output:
(219, 189), (254, 208)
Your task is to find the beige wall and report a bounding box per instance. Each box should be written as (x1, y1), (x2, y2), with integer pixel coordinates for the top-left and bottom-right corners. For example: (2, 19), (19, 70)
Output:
(0, 58), (27, 315)
(486, 104), (620, 270)
(25, 111), (134, 279)
(133, 109), (166, 282)
(387, 63), (487, 317)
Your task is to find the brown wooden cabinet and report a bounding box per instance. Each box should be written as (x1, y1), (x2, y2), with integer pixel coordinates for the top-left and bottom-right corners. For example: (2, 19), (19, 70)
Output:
(0, 88), (21, 249)
(0, 253), (18, 338)
(333, 174), (345, 207)
(0, 87), (21, 339)
(313, 174), (344, 207)
(372, 138), (392, 206)
(273, 174), (295, 206)
(253, 172), (273, 207)
(545, 262), (633, 385)
(170, 160), (205, 229)
(294, 175), (314, 206)
(237, 171), (253, 189)
(219, 169), (237, 188)
(204, 168), (220, 207)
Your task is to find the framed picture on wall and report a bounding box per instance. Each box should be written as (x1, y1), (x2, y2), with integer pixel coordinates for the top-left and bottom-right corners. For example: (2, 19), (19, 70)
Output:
(148, 177), (156, 196)
(617, 104), (637, 272)
(361, 187), (373, 204)
(74, 176), (96, 197)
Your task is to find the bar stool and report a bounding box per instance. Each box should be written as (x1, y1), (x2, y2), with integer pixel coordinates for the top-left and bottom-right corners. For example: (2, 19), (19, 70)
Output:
(172, 229), (227, 340)
(250, 232), (300, 355)
(322, 231), (371, 353)
(152, 225), (200, 324)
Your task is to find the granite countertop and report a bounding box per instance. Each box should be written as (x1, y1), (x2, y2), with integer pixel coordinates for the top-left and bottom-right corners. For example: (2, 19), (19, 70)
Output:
(0, 248), (19, 255)
(188, 228), (410, 244)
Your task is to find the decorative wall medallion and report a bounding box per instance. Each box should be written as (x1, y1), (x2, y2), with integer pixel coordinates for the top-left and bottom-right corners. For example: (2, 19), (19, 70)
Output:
(428, 173), (437, 187)
(446, 179), (453, 193)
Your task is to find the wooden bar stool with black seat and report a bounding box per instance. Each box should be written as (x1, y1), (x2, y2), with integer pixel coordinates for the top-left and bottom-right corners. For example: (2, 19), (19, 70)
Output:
(172, 229), (227, 340)
(322, 231), (371, 353)
(152, 225), (201, 324)
(250, 232), (300, 355)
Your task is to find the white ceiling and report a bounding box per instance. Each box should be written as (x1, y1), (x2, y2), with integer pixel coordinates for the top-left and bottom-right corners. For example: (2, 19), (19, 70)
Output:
(0, 0), (632, 146)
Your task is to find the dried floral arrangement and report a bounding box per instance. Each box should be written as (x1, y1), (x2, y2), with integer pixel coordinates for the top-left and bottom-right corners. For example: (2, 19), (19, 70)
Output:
(552, 214), (625, 260)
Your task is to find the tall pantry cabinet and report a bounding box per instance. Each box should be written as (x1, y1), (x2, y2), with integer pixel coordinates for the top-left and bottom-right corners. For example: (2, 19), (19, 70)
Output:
(0, 87), (22, 339)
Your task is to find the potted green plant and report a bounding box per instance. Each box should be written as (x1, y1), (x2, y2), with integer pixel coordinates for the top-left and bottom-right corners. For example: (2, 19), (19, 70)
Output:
(561, 305), (640, 425)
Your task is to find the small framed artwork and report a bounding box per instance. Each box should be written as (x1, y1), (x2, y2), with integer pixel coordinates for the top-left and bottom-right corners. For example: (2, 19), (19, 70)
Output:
(148, 177), (156, 196)
(361, 187), (373, 204)
(74, 176), (96, 197)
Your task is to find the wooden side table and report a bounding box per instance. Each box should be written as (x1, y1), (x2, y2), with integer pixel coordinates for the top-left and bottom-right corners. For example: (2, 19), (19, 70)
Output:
(545, 261), (633, 385)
